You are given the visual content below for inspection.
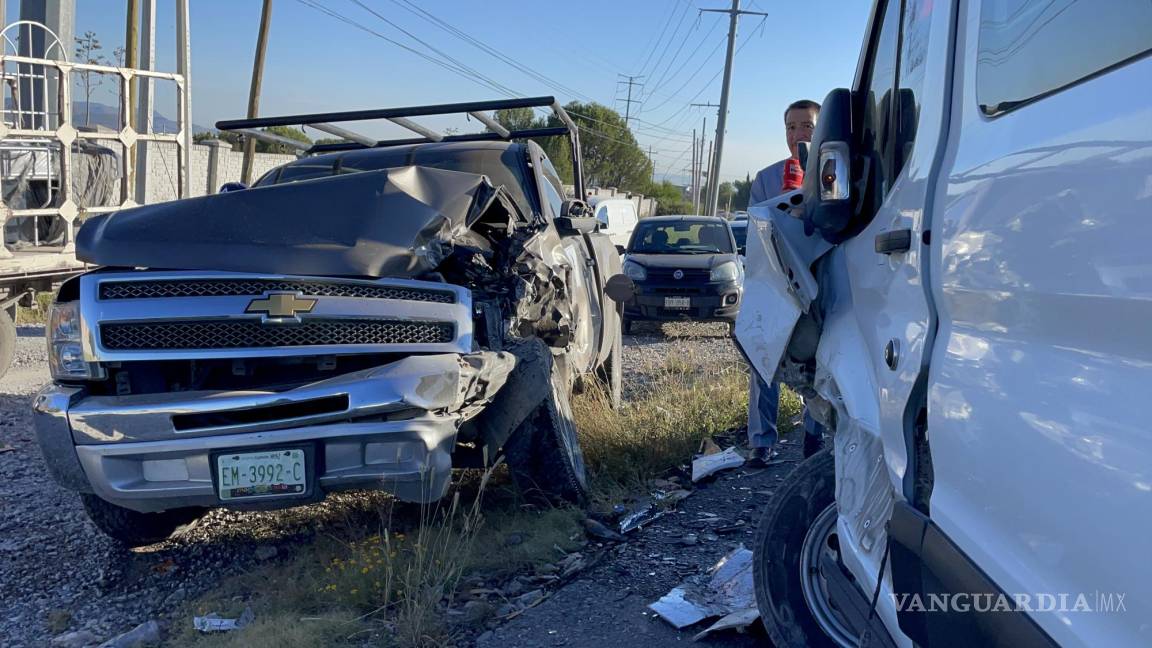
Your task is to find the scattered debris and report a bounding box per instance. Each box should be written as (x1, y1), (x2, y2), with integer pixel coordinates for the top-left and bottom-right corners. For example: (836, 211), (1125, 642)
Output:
(462, 600), (496, 625)
(50, 630), (100, 648)
(192, 607), (254, 633)
(516, 589), (545, 608)
(648, 546), (759, 637)
(692, 608), (762, 640)
(254, 545), (278, 561)
(581, 517), (625, 542)
(97, 620), (163, 648)
(557, 552), (588, 578)
(618, 488), (695, 534)
(692, 447), (746, 482)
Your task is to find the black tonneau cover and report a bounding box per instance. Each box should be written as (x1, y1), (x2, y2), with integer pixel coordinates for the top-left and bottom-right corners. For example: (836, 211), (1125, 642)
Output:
(76, 166), (510, 278)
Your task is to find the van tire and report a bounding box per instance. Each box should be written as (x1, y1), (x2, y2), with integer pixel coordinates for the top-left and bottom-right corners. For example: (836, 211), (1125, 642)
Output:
(753, 448), (854, 647)
(503, 359), (588, 506)
(0, 309), (15, 380)
(81, 494), (204, 547)
(622, 317), (633, 335)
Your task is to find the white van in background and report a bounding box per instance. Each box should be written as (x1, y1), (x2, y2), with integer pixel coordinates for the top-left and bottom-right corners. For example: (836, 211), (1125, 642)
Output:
(589, 197), (638, 250)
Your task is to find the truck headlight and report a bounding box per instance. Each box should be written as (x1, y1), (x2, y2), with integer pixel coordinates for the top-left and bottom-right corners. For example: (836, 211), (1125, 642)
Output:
(623, 260), (647, 281)
(47, 301), (102, 381)
(710, 261), (739, 282)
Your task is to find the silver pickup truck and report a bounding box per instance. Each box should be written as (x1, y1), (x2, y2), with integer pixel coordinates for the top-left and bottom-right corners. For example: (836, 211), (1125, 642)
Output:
(32, 98), (623, 547)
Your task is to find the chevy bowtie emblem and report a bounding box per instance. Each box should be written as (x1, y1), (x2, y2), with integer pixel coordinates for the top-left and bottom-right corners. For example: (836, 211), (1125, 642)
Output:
(673, 269), (685, 280)
(246, 293), (317, 318)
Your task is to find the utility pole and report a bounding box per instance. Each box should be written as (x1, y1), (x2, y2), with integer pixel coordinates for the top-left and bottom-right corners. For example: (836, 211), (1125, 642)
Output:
(617, 74), (644, 126)
(242, 0), (273, 185)
(700, 139), (709, 214)
(176, 0), (191, 197)
(701, 0), (767, 216)
(648, 145), (654, 182)
(690, 129), (698, 213)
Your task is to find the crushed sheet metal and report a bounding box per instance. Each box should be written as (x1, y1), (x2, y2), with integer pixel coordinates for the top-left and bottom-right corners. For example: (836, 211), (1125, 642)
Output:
(649, 546), (757, 632)
(734, 201), (829, 389)
(193, 606), (255, 633)
(76, 166), (516, 279)
(692, 446), (746, 482)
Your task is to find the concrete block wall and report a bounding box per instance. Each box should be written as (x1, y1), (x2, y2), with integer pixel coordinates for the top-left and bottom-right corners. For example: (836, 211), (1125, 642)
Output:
(143, 141), (297, 203)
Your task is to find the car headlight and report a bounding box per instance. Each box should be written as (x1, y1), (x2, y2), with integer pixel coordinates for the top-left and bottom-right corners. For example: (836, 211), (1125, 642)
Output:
(623, 260), (647, 281)
(710, 261), (740, 282)
(47, 301), (102, 381)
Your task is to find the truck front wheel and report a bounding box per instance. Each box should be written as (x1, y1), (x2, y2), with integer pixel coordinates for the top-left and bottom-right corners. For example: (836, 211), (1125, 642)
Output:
(80, 494), (204, 547)
(503, 359), (588, 506)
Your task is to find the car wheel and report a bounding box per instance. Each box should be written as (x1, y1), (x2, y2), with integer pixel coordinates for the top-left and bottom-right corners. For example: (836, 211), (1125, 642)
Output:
(0, 309), (15, 380)
(753, 448), (861, 648)
(80, 494), (204, 547)
(503, 358), (588, 506)
(595, 318), (623, 409)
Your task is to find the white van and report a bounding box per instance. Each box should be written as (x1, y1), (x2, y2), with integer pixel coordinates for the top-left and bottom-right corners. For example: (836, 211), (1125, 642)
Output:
(589, 198), (638, 250)
(734, 1), (1152, 646)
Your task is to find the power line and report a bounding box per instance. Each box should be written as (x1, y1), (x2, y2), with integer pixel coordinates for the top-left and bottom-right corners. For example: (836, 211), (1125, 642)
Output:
(299, 1), (694, 160)
(385, 0), (596, 104)
(641, 1), (694, 87)
(644, 13), (717, 104)
(634, 0), (686, 78)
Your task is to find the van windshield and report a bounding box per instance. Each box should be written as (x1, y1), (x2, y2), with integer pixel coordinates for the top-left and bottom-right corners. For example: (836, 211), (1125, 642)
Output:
(628, 221), (733, 254)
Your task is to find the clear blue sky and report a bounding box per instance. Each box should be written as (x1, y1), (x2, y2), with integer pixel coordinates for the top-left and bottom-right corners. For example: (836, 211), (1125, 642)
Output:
(29, 0), (871, 184)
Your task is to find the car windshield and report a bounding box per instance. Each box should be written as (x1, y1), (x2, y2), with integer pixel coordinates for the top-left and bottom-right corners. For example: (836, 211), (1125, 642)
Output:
(628, 221), (733, 254)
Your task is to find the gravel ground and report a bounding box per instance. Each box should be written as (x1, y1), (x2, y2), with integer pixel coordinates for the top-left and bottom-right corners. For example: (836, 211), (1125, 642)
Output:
(0, 322), (755, 646)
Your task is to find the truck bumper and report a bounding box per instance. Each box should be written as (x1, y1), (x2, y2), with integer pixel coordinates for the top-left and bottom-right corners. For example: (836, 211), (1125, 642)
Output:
(32, 352), (514, 513)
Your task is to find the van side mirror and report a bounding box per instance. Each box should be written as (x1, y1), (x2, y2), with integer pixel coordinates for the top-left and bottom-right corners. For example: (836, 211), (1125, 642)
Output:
(219, 182), (248, 193)
(802, 88), (854, 243)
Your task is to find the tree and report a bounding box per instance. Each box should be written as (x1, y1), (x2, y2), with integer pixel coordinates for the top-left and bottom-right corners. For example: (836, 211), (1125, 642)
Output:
(494, 102), (652, 194)
(718, 181), (735, 212)
(75, 31), (107, 125)
(732, 174), (752, 211)
(643, 179), (693, 216)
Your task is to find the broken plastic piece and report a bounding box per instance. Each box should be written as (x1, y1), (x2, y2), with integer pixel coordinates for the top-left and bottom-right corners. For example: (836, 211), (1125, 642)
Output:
(649, 546), (758, 635)
(692, 446), (746, 482)
(193, 606), (255, 633)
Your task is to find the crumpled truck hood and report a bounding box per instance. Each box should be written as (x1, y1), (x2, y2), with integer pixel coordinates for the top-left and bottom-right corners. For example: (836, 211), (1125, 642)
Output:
(76, 166), (512, 279)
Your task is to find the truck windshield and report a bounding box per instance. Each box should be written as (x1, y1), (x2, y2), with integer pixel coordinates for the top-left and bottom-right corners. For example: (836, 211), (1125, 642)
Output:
(629, 222), (733, 254)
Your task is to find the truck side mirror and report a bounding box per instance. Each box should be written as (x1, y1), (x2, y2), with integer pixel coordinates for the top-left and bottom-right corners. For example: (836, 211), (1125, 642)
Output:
(604, 274), (636, 303)
(802, 88), (854, 243)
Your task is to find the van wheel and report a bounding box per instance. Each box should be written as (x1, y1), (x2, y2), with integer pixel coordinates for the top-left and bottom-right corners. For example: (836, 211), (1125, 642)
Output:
(0, 309), (16, 380)
(81, 494), (204, 547)
(622, 317), (633, 335)
(753, 449), (861, 647)
(595, 320), (623, 409)
(503, 359), (588, 506)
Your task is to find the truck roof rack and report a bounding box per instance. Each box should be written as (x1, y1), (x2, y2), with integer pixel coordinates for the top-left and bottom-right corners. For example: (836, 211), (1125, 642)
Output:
(215, 96), (585, 197)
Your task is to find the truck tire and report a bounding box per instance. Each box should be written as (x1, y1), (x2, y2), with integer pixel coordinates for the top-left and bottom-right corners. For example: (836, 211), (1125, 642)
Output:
(595, 319), (623, 409)
(0, 309), (15, 380)
(80, 494), (204, 547)
(753, 448), (861, 648)
(503, 359), (588, 506)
